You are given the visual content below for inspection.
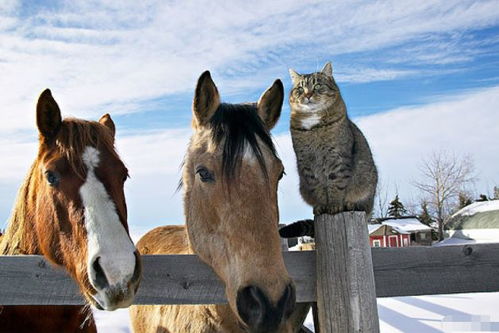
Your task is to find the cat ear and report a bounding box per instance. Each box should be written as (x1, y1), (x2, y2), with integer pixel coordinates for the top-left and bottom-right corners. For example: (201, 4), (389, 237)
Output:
(289, 68), (302, 85)
(192, 71), (220, 129)
(37, 89), (62, 143)
(257, 79), (284, 130)
(321, 62), (333, 76)
(99, 113), (116, 138)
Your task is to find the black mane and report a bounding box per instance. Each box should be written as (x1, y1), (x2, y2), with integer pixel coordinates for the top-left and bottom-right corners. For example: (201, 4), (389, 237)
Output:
(210, 103), (277, 179)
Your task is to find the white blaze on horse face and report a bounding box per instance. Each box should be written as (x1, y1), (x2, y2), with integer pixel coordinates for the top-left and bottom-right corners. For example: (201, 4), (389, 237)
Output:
(80, 146), (136, 306)
(242, 142), (256, 162)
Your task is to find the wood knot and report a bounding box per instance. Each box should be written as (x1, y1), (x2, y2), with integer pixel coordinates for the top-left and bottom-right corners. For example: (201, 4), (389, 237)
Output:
(463, 246), (473, 256)
(38, 260), (46, 268)
(181, 281), (190, 290)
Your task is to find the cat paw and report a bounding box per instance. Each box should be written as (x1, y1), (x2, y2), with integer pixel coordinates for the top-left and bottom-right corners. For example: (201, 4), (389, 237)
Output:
(313, 206), (343, 216)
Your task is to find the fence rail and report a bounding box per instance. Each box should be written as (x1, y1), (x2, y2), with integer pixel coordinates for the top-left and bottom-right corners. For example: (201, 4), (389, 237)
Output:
(1, 243), (499, 305)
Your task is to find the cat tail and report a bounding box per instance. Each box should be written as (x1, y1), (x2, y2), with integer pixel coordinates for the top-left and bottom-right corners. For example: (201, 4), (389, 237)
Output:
(279, 219), (315, 238)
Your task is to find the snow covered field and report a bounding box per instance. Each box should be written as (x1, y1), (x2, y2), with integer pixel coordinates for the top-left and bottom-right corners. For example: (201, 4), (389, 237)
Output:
(94, 292), (499, 333)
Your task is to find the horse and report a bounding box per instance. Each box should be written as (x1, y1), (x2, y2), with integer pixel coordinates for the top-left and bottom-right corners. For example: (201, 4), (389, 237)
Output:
(130, 71), (309, 333)
(0, 89), (142, 332)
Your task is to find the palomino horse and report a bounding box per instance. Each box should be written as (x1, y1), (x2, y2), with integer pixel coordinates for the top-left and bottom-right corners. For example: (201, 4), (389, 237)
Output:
(0, 90), (141, 332)
(130, 71), (308, 333)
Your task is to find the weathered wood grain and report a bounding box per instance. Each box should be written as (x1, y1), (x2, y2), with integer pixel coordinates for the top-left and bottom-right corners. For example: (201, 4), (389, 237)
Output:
(0, 255), (84, 305)
(2, 242), (499, 305)
(372, 243), (499, 297)
(315, 212), (380, 333)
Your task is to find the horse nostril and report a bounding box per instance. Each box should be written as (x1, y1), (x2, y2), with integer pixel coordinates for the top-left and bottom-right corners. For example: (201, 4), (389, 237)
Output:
(236, 285), (267, 328)
(278, 283), (296, 320)
(91, 256), (109, 290)
(236, 284), (297, 331)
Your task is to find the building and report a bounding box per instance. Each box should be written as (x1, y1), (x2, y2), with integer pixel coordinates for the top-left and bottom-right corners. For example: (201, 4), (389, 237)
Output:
(368, 224), (410, 248)
(442, 200), (499, 244)
(370, 216), (433, 246)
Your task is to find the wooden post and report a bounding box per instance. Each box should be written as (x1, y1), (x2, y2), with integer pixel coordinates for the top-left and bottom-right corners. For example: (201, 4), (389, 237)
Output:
(315, 211), (379, 333)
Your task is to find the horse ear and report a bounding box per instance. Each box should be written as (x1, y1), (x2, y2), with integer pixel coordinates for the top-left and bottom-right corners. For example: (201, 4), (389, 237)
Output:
(321, 62), (333, 76)
(257, 79), (283, 130)
(192, 71), (220, 128)
(37, 89), (62, 142)
(99, 113), (116, 138)
(289, 68), (302, 85)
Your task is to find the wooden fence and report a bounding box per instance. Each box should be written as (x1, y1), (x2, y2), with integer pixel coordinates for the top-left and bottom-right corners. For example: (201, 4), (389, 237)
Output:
(1, 243), (499, 306)
(2, 212), (499, 333)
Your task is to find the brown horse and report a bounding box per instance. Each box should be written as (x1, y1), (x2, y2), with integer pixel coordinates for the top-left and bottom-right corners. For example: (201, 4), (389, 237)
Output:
(0, 90), (141, 332)
(130, 71), (309, 333)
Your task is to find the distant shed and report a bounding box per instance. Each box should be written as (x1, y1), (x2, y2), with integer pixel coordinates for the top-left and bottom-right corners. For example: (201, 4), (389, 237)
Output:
(373, 216), (433, 246)
(368, 224), (410, 248)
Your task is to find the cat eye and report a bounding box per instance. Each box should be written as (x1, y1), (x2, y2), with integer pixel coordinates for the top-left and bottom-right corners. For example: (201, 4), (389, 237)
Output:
(296, 87), (304, 94)
(314, 84), (322, 90)
(196, 166), (215, 183)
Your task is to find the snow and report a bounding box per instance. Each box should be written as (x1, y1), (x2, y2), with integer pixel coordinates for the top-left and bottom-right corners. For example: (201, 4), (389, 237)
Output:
(453, 200), (499, 217)
(368, 224), (383, 233)
(304, 292), (499, 332)
(94, 292), (499, 333)
(433, 237), (477, 247)
(93, 308), (131, 333)
(382, 218), (432, 233)
(375, 292), (499, 333)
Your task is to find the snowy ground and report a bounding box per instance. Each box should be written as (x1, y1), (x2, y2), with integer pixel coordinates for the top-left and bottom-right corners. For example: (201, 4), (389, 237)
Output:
(94, 292), (499, 333)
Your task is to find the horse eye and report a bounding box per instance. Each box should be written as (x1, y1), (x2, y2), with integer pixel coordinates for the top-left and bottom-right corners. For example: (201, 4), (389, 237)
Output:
(45, 171), (59, 186)
(278, 170), (286, 181)
(196, 167), (215, 183)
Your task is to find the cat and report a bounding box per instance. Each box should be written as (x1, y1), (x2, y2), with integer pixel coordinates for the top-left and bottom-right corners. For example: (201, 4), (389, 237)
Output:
(280, 62), (377, 238)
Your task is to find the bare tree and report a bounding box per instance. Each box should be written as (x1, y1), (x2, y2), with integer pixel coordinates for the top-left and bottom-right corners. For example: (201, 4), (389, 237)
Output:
(375, 180), (390, 219)
(414, 151), (476, 241)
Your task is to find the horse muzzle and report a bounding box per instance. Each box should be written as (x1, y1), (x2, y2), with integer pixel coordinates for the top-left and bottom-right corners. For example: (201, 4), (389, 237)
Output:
(89, 251), (142, 310)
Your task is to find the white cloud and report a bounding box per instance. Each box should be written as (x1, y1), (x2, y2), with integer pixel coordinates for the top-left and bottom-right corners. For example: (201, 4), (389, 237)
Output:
(356, 85), (499, 204)
(1, 0), (498, 133)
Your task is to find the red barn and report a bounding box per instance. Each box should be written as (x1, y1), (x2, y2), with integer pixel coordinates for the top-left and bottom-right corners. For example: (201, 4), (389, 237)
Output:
(368, 224), (410, 248)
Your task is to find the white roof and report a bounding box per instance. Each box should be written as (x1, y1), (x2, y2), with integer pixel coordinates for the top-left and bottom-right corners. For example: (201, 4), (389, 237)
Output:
(381, 218), (432, 233)
(433, 237), (476, 247)
(452, 200), (499, 217)
(367, 224), (383, 234)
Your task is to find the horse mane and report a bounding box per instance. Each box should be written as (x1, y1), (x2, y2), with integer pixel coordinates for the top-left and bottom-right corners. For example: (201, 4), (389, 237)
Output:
(209, 103), (277, 180)
(0, 164), (36, 255)
(0, 118), (118, 255)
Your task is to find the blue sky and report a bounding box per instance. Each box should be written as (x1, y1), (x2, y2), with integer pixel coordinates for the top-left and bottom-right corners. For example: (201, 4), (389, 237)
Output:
(1, 1), (499, 238)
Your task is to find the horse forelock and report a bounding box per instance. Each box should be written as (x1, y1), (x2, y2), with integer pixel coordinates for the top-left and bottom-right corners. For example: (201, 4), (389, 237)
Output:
(50, 118), (119, 180)
(209, 103), (277, 181)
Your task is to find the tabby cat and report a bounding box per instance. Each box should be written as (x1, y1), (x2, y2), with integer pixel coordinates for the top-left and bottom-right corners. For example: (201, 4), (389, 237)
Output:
(280, 62), (377, 238)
